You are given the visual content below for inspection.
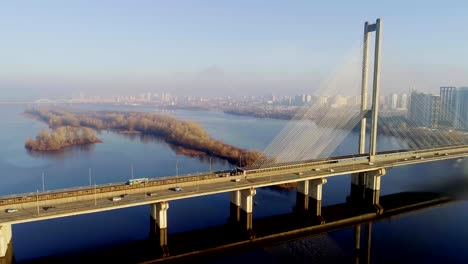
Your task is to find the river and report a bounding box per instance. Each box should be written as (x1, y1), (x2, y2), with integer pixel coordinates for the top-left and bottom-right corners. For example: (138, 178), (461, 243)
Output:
(0, 104), (467, 263)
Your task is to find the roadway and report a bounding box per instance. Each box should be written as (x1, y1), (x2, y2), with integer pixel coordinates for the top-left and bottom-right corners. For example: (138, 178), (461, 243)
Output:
(0, 146), (467, 225)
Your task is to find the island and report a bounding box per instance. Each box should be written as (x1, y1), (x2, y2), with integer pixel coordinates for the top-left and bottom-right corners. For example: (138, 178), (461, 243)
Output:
(25, 108), (268, 166)
(25, 126), (102, 151)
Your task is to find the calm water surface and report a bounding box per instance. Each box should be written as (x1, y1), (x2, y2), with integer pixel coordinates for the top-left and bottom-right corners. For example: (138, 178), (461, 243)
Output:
(0, 104), (467, 263)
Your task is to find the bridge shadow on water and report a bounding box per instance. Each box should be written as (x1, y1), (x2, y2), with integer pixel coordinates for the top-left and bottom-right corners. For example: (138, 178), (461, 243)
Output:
(11, 191), (454, 264)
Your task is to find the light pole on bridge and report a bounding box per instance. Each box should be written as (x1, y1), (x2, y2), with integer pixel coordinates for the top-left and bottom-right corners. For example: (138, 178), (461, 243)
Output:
(94, 182), (97, 206)
(36, 189), (39, 216)
(41, 172), (45, 193)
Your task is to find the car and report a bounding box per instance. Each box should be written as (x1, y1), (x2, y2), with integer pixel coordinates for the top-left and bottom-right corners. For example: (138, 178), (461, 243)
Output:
(368, 162), (374, 165)
(111, 197), (122, 202)
(232, 178), (241, 182)
(5, 208), (18, 213)
(403, 158), (408, 161)
(444, 153), (449, 156)
(313, 168), (321, 171)
(297, 172), (303, 176)
(173, 187), (183, 192)
(147, 192), (157, 196)
(120, 194), (128, 198)
(328, 169), (335, 172)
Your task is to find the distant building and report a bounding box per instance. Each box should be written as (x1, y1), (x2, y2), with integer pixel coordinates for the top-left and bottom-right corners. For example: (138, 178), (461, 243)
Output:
(330, 95), (347, 108)
(439, 87), (457, 127)
(399, 94), (408, 109)
(390, 93), (398, 109)
(316, 96), (329, 106)
(409, 91), (440, 128)
(293, 94), (312, 105)
(454, 87), (468, 130)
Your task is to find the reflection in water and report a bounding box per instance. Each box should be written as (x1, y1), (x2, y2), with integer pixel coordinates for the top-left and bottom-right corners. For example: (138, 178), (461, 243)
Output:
(120, 132), (232, 167)
(16, 191), (452, 264)
(25, 130), (233, 168)
(26, 144), (96, 160)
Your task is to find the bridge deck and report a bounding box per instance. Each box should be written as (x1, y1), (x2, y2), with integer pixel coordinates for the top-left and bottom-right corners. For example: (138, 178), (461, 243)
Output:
(0, 145), (466, 225)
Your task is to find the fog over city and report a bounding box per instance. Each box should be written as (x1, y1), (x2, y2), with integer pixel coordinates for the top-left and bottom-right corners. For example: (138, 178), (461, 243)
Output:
(1, 1), (468, 100)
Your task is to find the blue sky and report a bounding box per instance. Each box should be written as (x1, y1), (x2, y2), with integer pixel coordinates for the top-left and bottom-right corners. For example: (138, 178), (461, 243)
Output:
(1, 0), (467, 99)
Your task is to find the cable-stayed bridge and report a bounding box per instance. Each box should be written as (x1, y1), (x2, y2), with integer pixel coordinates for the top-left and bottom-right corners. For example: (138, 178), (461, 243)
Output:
(1, 18), (467, 260)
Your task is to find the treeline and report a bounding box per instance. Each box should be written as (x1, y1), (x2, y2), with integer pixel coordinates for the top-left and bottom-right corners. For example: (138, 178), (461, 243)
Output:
(224, 107), (296, 120)
(25, 108), (267, 166)
(223, 106), (329, 121)
(25, 126), (102, 151)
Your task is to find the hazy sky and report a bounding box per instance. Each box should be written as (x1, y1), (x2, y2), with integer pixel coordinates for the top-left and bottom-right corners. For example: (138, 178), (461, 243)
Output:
(1, 0), (467, 100)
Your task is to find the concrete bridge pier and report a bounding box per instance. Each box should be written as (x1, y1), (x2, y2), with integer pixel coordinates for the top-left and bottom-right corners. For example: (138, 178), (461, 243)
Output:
(230, 188), (256, 236)
(150, 202), (169, 257)
(349, 173), (367, 203)
(365, 169), (385, 211)
(0, 224), (13, 264)
(349, 169), (385, 213)
(296, 179), (327, 223)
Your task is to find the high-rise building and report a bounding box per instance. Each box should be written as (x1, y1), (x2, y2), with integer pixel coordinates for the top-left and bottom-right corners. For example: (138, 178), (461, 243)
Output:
(409, 91), (440, 128)
(454, 87), (468, 130)
(439, 87), (457, 127)
(316, 96), (328, 106)
(390, 93), (398, 109)
(399, 93), (408, 109)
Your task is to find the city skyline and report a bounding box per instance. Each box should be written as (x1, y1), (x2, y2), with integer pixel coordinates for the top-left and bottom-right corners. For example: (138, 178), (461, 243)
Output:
(1, 1), (468, 100)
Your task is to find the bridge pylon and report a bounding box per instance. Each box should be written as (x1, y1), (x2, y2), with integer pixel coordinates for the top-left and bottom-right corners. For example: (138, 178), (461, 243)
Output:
(351, 18), (384, 212)
(359, 18), (383, 162)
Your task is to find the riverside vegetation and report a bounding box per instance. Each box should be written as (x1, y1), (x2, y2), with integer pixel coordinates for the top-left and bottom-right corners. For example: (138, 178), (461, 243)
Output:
(25, 108), (267, 166)
(25, 126), (102, 151)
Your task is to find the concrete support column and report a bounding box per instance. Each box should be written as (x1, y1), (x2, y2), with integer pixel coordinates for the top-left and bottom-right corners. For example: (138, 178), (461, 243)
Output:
(310, 178), (327, 201)
(365, 168), (386, 191)
(230, 190), (241, 207)
(296, 192), (310, 211)
(231, 188), (256, 235)
(240, 188), (256, 214)
(150, 202), (169, 257)
(0, 224), (12, 258)
(296, 180), (310, 196)
(297, 179), (326, 224)
(349, 169), (385, 214)
(151, 201), (169, 229)
(349, 172), (366, 203)
(351, 172), (365, 186)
